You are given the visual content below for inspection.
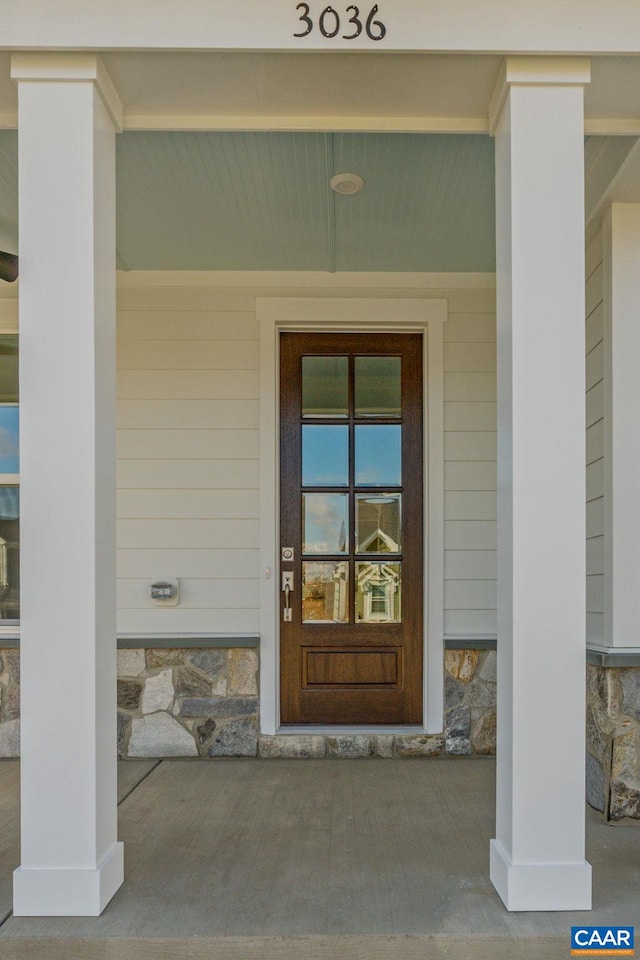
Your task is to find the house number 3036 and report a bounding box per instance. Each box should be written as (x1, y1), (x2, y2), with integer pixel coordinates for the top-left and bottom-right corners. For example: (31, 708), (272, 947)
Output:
(294, 4), (387, 41)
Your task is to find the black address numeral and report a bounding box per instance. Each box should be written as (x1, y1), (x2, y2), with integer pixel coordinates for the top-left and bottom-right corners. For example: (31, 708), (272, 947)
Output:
(294, 3), (386, 40)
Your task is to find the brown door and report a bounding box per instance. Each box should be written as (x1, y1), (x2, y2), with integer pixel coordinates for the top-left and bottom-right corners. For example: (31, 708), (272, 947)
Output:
(280, 332), (423, 724)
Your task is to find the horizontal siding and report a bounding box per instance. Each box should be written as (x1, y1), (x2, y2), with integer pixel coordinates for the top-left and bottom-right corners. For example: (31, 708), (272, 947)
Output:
(587, 537), (604, 576)
(444, 580), (497, 609)
(117, 369), (259, 400)
(117, 299), (260, 634)
(587, 612), (605, 645)
(586, 459), (604, 503)
(117, 489), (259, 520)
(118, 311), (258, 340)
(117, 339), (260, 370)
(444, 431), (496, 462)
(444, 550), (497, 580)
(117, 429), (259, 460)
(117, 519), (260, 549)
(444, 372), (496, 401)
(586, 575), (604, 615)
(444, 402), (496, 432)
(586, 382), (603, 429)
(117, 578), (258, 609)
(117, 459), (260, 489)
(119, 608), (261, 634)
(586, 303), (603, 354)
(443, 342), (496, 372)
(444, 610), (497, 634)
(444, 492), (496, 521)
(586, 228), (605, 643)
(118, 549), (260, 580)
(443, 311), (497, 638)
(585, 263), (603, 317)
(118, 399), (259, 429)
(443, 315), (496, 342)
(586, 420), (603, 467)
(444, 461), (496, 491)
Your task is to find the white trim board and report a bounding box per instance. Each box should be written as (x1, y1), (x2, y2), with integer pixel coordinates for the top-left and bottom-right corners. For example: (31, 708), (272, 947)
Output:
(116, 270), (495, 289)
(257, 296), (447, 735)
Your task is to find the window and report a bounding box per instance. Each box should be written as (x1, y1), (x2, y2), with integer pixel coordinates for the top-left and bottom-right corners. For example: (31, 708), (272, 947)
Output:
(0, 334), (19, 622)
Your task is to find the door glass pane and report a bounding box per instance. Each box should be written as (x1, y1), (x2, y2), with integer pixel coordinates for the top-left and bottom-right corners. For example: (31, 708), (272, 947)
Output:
(354, 425), (401, 486)
(0, 406), (19, 473)
(302, 356), (348, 417)
(302, 425), (349, 486)
(355, 494), (401, 553)
(356, 562), (401, 623)
(302, 561), (349, 623)
(303, 494), (348, 554)
(355, 357), (401, 417)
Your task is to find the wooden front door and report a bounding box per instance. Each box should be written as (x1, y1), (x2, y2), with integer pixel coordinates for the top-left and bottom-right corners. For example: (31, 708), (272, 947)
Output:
(279, 332), (423, 724)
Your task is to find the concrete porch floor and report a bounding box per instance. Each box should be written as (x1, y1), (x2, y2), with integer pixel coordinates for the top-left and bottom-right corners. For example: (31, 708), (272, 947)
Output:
(0, 757), (639, 960)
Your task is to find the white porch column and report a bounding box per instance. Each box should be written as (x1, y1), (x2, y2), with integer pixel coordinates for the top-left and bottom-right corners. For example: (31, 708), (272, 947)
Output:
(603, 204), (640, 648)
(11, 54), (123, 916)
(489, 58), (592, 911)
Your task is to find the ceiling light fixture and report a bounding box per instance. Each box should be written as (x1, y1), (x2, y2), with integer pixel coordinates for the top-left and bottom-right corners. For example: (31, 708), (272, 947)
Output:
(330, 172), (365, 196)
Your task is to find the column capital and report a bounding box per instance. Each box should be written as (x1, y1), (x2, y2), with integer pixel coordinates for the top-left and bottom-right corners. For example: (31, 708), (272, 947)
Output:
(11, 52), (122, 132)
(489, 56), (591, 135)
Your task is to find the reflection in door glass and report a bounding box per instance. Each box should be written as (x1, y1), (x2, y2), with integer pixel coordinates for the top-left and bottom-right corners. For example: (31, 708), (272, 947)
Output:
(303, 494), (348, 554)
(302, 356), (348, 417)
(356, 562), (401, 622)
(302, 425), (349, 486)
(355, 494), (401, 553)
(355, 425), (401, 486)
(355, 357), (401, 417)
(302, 561), (349, 622)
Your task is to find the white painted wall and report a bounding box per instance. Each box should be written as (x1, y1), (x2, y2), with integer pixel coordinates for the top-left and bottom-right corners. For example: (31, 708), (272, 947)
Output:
(115, 275), (497, 640)
(585, 227), (605, 645)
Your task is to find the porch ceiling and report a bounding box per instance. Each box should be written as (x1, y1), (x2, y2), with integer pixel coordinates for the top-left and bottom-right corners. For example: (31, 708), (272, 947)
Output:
(0, 129), (496, 272)
(1, 49), (640, 273)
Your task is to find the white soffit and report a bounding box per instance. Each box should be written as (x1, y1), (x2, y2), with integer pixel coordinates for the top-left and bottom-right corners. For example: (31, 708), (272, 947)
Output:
(0, 52), (640, 133)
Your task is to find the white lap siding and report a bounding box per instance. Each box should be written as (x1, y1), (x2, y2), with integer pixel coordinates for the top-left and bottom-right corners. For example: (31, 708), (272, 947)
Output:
(116, 278), (497, 640)
(443, 311), (497, 639)
(585, 229), (605, 645)
(116, 292), (260, 634)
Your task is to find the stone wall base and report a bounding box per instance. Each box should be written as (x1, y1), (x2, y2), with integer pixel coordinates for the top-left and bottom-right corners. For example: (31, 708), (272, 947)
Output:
(587, 664), (640, 821)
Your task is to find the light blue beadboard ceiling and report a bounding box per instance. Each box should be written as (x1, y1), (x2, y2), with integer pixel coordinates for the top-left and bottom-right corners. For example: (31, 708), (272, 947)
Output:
(0, 129), (496, 271)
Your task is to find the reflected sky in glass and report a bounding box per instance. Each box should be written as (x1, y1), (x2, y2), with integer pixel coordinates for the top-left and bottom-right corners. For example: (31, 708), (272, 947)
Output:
(303, 493), (348, 554)
(302, 425), (348, 486)
(355, 425), (401, 486)
(0, 406), (19, 473)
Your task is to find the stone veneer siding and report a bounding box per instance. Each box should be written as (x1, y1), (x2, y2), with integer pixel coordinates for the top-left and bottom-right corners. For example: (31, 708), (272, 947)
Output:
(0, 645), (497, 760)
(586, 664), (640, 820)
(117, 647), (260, 758)
(0, 649), (19, 757)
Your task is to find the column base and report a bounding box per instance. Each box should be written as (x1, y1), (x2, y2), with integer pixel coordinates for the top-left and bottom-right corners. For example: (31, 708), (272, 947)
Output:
(13, 841), (124, 916)
(490, 839), (592, 911)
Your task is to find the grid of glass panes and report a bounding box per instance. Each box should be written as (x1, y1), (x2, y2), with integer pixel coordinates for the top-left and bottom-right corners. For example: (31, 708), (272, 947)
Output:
(0, 335), (19, 622)
(301, 355), (402, 624)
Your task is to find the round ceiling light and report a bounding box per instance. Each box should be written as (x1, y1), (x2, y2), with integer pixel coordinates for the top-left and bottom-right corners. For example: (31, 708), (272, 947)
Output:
(330, 172), (365, 195)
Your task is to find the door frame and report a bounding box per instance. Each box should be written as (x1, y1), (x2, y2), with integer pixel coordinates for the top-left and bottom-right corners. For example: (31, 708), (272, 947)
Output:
(258, 296), (447, 734)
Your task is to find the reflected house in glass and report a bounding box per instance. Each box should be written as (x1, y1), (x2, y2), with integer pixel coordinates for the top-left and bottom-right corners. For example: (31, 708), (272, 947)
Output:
(302, 561), (348, 622)
(356, 560), (401, 623)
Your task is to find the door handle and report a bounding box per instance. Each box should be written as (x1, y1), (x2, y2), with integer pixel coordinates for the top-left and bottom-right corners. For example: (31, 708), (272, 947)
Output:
(282, 571), (294, 622)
